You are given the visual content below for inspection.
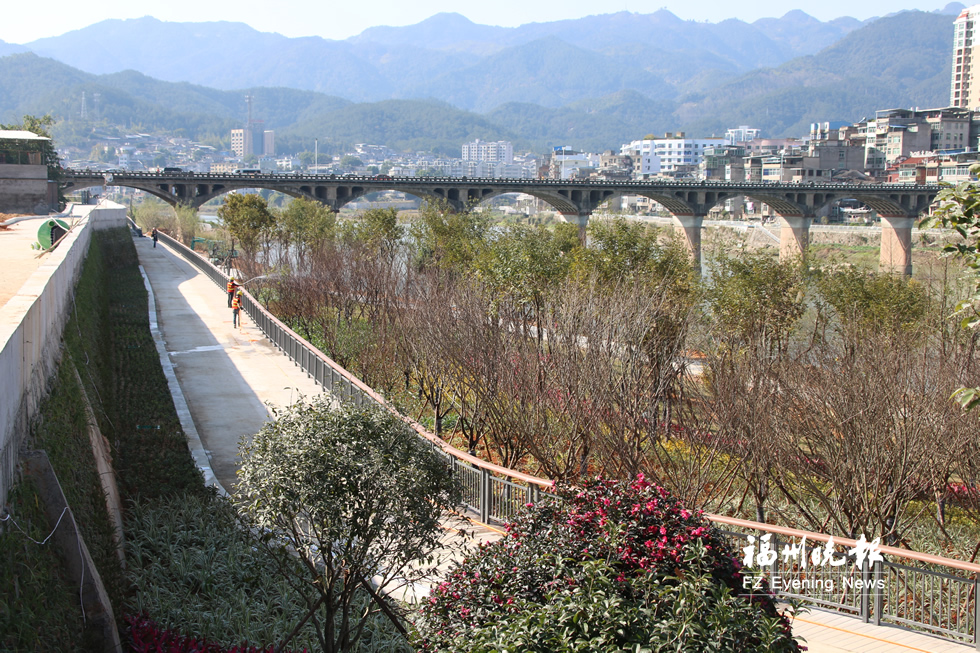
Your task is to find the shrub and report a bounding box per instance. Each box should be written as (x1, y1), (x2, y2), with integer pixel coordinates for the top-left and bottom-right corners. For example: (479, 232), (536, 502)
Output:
(415, 476), (801, 652)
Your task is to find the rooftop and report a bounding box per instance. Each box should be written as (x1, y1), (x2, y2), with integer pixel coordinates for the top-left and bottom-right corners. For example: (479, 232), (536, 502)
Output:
(0, 130), (50, 142)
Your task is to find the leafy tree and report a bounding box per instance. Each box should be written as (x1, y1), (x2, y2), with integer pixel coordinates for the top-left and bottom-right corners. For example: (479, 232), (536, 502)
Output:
(704, 254), (806, 358)
(339, 155), (363, 168)
(278, 197), (336, 270)
(702, 254), (806, 523)
(575, 218), (695, 293)
(236, 399), (463, 653)
(415, 476), (800, 652)
(218, 193), (275, 259)
(341, 208), (403, 260)
(174, 204), (199, 246)
(922, 170), (980, 408)
(474, 223), (577, 301)
(409, 202), (490, 273)
(815, 267), (927, 342)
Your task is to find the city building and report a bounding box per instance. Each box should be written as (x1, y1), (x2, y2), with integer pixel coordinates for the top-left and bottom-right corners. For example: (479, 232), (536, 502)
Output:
(595, 151), (633, 180)
(231, 123), (275, 158)
(952, 5), (980, 109)
(725, 126), (761, 145)
(231, 129), (245, 158)
(741, 137), (805, 155)
(842, 108), (980, 176)
(462, 139), (514, 164)
(550, 147), (600, 179)
(0, 130), (58, 213)
(700, 146), (745, 180)
(886, 151), (980, 184)
(209, 162), (240, 174)
(620, 133), (725, 177)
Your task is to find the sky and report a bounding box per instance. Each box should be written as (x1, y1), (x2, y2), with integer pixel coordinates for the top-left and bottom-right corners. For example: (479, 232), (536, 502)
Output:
(0, 0), (960, 44)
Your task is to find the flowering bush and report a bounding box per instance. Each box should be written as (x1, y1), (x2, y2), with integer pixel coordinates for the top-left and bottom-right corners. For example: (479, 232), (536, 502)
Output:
(415, 476), (802, 652)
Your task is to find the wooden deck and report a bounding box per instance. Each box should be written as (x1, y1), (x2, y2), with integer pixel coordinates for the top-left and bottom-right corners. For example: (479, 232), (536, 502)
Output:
(791, 607), (976, 652)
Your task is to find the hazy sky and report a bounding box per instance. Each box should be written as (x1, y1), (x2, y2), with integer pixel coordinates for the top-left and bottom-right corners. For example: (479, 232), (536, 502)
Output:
(0, 0), (959, 44)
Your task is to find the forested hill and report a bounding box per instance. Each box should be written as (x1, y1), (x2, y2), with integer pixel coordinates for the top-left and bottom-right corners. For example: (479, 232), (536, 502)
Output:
(673, 10), (956, 137)
(0, 8), (963, 154)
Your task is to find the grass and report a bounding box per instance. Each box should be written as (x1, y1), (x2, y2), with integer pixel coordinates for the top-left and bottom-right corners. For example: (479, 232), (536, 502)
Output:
(0, 228), (133, 650)
(0, 478), (89, 651)
(0, 227), (211, 649)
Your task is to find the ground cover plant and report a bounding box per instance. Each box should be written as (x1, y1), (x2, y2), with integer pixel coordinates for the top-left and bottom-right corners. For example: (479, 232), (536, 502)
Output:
(0, 227), (134, 650)
(415, 475), (801, 652)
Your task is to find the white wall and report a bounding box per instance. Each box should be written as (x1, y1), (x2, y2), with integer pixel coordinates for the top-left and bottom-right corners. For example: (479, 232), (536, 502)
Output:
(0, 202), (127, 507)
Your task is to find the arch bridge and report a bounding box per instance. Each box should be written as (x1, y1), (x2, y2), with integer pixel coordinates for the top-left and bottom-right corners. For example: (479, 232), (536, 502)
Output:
(62, 170), (944, 275)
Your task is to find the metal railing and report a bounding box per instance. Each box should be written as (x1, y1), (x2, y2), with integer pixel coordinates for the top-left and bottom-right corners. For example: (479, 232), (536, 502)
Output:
(712, 515), (980, 648)
(153, 229), (980, 649)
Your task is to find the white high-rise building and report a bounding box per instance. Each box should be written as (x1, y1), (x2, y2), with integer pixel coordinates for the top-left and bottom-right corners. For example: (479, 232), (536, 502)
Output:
(462, 139), (514, 164)
(621, 133), (725, 177)
(952, 6), (980, 109)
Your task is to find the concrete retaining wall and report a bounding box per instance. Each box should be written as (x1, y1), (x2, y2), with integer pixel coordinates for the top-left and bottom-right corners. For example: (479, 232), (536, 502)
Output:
(0, 163), (53, 214)
(0, 201), (127, 508)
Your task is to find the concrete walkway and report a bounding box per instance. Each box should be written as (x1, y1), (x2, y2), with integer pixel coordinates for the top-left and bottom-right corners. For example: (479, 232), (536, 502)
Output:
(136, 234), (975, 652)
(137, 234), (324, 494)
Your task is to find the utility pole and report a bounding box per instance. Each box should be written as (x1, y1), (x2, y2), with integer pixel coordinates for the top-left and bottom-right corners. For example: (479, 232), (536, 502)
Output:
(315, 138), (318, 174)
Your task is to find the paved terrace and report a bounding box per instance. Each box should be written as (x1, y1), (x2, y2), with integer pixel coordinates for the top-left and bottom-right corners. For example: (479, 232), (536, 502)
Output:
(132, 232), (975, 652)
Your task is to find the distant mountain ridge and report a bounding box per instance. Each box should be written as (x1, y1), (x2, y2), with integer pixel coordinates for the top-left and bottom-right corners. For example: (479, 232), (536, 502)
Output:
(21, 8), (879, 107)
(0, 7), (964, 155)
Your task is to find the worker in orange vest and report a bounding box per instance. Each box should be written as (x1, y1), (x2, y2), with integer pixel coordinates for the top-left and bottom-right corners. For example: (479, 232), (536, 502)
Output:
(232, 290), (242, 328)
(227, 277), (240, 307)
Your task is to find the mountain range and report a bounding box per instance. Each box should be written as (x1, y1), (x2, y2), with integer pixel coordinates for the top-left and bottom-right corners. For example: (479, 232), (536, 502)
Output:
(0, 5), (966, 155)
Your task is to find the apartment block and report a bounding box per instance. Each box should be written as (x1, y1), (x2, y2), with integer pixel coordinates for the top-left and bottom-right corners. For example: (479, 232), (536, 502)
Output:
(952, 6), (980, 109)
(461, 139), (514, 164)
(621, 133), (725, 177)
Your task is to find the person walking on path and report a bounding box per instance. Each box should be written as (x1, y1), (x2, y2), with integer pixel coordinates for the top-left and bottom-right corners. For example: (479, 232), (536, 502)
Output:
(227, 277), (240, 308)
(232, 290), (242, 329)
(151, 227), (159, 248)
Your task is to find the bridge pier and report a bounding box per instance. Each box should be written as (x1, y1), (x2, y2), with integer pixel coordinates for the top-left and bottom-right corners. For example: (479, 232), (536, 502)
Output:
(777, 215), (812, 262)
(671, 215), (703, 274)
(879, 215), (914, 276)
(563, 212), (591, 243)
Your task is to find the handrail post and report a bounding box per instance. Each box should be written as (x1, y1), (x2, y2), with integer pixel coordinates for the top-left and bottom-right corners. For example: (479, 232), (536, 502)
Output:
(974, 574), (979, 650)
(480, 467), (490, 524)
(860, 558), (870, 623)
(873, 559), (883, 627)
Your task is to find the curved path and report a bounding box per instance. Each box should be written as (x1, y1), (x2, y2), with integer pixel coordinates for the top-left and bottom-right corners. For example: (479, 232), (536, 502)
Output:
(134, 234), (973, 652)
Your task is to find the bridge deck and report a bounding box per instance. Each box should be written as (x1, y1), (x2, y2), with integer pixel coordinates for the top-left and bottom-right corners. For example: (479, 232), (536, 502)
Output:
(137, 234), (974, 652)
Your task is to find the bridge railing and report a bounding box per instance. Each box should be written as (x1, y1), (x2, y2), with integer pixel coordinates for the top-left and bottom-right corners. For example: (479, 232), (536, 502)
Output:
(65, 168), (943, 191)
(153, 228), (979, 649)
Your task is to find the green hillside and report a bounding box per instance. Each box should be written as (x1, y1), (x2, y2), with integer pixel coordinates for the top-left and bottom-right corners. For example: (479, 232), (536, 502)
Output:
(0, 9), (963, 156)
(674, 10), (953, 136)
